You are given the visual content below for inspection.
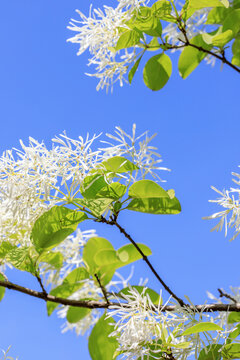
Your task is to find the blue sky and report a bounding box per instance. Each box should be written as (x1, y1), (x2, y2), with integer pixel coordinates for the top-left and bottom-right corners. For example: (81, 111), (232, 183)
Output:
(0, 1), (240, 359)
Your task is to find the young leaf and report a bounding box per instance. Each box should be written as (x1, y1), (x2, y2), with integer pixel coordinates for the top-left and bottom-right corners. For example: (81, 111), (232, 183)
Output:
(188, 0), (229, 10)
(100, 156), (139, 173)
(178, 35), (212, 79)
(221, 343), (240, 359)
(198, 344), (222, 360)
(133, 7), (162, 36)
(95, 183), (127, 200)
(76, 198), (113, 217)
(116, 30), (141, 51)
(88, 314), (118, 360)
(83, 237), (115, 274)
(151, 0), (174, 22)
(127, 196), (181, 214)
(128, 56), (143, 84)
(232, 37), (240, 66)
(128, 179), (169, 199)
(38, 251), (63, 269)
(228, 312), (240, 324)
(0, 274), (6, 302)
(116, 243), (152, 264)
(222, 9), (240, 36)
(67, 306), (91, 323)
(80, 174), (108, 199)
(143, 53), (172, 91)
(181, 322), (223, 336)
(31, 206), (87, 253)
(6, 247), (37, 274)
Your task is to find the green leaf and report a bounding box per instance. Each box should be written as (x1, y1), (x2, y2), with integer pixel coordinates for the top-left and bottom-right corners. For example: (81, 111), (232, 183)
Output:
(198, 344), (222, 360)
(178, 35), (212, 79)
(119, 286), (161, 305)
(96, 183), (127, 200)
(128, 180), (169, 199)
(211, 29), (233, 47)
(232, 37), (240, 66)
(80, 174), (108, 199)
(143, 53), (172, 91)
(189, 0), (229, 10)
(6, 247), (37, 273)
(147, 37), (161, 51)
(31, 206), (87, 253)
(227, 324), (240, 343)
(76, 197), (113, 217)
(133, 7), (162, 36)
(228, 312), (240, 324)
(127, 196), (181, 214)
(207, 7), (231, 24)
(128, 56), (143, 84)
(94, 243), (151, 267)
(88, 314), (118, 360)
(47, 267), (89, 315)
(222, 9), (240, 37)
(151, 1), (174, 22)
(67, 306), (91, 323)
(116, 30), (141, 51)
(0, 241), (15, 259)
(38, 251), (63, 269)
(116, 243), (152, 264)
(100, 156), (139, 173)
(0, 274), (6, 302)
(222, 343), (240, 359)
(182, 322), (223, 336)
(83, 237), (114, 274)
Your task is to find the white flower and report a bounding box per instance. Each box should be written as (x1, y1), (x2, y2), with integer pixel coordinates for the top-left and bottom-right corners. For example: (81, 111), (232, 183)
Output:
(67, 0), (147, 91)
(204, 180), (240, 241)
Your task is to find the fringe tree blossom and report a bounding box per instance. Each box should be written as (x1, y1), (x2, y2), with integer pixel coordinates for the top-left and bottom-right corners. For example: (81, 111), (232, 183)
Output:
(0, 125), (167, 247)
(67, 1), (145, 92)
(204, 169), (240, 241)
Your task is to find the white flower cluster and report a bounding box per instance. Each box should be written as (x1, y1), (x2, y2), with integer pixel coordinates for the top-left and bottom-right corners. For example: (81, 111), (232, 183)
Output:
(67, 0), (147, 91)
(0, 125), (166, 247)
(204, 170), (240, 241)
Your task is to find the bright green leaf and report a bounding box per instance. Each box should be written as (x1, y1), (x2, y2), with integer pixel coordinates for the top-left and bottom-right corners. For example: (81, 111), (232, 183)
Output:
(227, 324), (240, 343)
(83, 237), (114, 274)
(232, 37), (240, 66)
(143, 53), (172, 91)
(128, 56), (143, 84)
(67, 306), (91, 323)
(182, 322), (223, 336)
(198, 344), (222, 360)
(47, 267), (89, 315)
(127, 196), (181, 214)
(116, 30), (141, 51)
(212, 29), (233, 47)
(133, 7), (162, 36)
(31, 206), (87, 253)
(207, 7), (231, 24)
(128, 179), (169, 199)
(80, 174), (108, 199)
(151, 1), (174, 22)
(228, 312), (240, 324)
(88, 314), (118, 360)
(117, 243), (152, 264)
(222, 9), (240, 36)
(189, 0), (229, 10)
(101, 156), (139, 173)
(6, 247), (37, 273)
(0, 241), (15, 259)
(0, 274), (6, 302)
(75, 198), (113, 217)
(38, 251), (63, 269)
(222, 343), (240, 359)
(96, 183), (127, 200)
(178, 35), (212, 79)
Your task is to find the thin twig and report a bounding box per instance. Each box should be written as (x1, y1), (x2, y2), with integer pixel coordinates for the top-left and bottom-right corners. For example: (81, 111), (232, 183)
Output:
(0, 278), (240, 312)
(218, 288), (237, 304)
(100, 216), (185, 307)
(35, 272), (47, 296)
(94, 273), (110, 305)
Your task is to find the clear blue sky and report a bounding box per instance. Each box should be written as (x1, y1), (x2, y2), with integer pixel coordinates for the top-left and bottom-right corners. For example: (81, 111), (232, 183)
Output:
(0, 1), (240, 359)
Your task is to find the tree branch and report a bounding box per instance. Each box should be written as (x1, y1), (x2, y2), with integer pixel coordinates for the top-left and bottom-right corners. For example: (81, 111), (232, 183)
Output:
(99, 216), (185, 307)
(94, 273), (110, 305)
(1, 278), (240, 313)
(218, 288), (237, 304)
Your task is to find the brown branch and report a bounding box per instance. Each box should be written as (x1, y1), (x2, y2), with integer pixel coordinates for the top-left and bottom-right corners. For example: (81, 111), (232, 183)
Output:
(94, 273), (110, 305)
(1, 279), (240, 312)
(100, 216), (185, 307)
(218, 288), (237, 304)
(35, 272), (47, 296)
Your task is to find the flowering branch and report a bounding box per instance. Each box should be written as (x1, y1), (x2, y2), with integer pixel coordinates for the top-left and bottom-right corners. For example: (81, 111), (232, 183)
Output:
(1, 278), (240, 313)
(99, 215), (185, 307)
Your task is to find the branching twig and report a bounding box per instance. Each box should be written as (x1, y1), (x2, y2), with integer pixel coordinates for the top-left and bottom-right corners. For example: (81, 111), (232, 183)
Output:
(100, 216), (185, 307)
(94, 273), (110, 305)
(218, 288), (237, 304)
(0, 278), (240, 313)
(35, 272), (47, 296)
